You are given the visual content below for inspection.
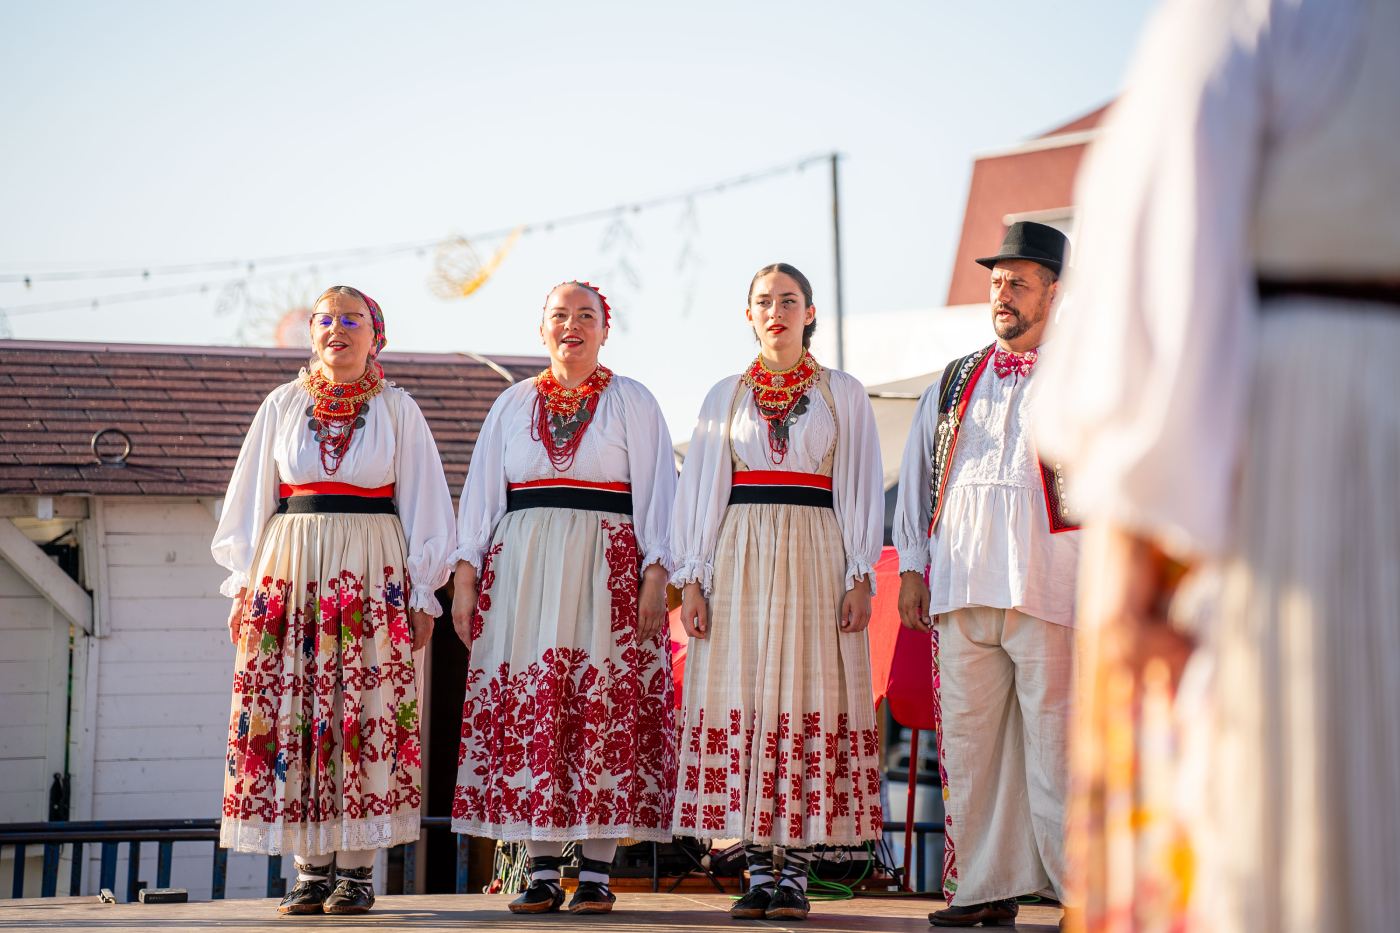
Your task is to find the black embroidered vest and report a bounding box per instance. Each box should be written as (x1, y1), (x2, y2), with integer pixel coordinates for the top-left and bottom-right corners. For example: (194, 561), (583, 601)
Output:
(927, 343), (1078, 536)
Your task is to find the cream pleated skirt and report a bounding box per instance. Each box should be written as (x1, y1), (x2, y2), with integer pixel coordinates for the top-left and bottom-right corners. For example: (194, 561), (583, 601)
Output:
(221, 512), (422, 856)
(672, 501), (883, 847)
(1189, 304), (1400, 933)
(451, 507), (677, 842)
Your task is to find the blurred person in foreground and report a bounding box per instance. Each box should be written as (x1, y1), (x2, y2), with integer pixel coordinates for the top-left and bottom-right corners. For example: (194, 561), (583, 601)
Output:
(1037, 0), (1400, 931)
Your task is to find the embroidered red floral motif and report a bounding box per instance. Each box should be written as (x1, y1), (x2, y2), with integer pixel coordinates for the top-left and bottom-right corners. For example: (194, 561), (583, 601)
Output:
(452, 520), (676, 838)
(992, 346), (1038, 380)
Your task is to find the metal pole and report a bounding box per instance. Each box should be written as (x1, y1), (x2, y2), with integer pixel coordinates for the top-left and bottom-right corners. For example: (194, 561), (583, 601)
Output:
(830, 152), (846, 372)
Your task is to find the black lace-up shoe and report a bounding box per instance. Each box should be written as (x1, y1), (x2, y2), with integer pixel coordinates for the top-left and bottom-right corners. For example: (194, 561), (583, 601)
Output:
(928, 898), (1019, 927)
(567, 879), (616, 914)
(509, 878), (565, 914)
(730, 883), (776, 919)
(509, 855), (568, 915)
(277, 862), (333, 915)
(765, 885), (810, 921)
(322, 865), (375, 915)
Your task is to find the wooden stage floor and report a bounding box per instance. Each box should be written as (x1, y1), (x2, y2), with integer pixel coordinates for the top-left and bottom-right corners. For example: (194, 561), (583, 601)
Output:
(0, 893), (1066, 931)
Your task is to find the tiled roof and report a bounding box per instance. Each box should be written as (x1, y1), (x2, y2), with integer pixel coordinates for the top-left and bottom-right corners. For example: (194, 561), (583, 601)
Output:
(0, 340), (546, 498)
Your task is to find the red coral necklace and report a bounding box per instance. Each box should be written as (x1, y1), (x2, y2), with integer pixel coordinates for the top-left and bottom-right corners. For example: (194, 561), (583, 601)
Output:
(302, 366), (384, 475)
(532, 364), (613, 470)
(742, 351), (820, 463)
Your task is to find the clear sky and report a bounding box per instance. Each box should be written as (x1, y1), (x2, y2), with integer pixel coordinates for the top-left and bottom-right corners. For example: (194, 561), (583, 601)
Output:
(0, 1), (1159, 437)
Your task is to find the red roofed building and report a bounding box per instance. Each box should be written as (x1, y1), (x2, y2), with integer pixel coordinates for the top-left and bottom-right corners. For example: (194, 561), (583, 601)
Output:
(944, 103), (1108, 306)
(0, 340), (542, 899)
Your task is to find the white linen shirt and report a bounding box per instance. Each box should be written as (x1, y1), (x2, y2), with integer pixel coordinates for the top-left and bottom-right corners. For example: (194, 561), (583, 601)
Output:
(453, 374), (677, 575)
(670, 367), (884, 597)
(894, 354), (1079, 627)
(210, 376), (458, 615)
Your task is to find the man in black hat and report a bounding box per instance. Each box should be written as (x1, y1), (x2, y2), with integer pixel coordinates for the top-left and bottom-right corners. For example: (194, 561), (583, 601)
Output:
(893, 221), (1079, 928)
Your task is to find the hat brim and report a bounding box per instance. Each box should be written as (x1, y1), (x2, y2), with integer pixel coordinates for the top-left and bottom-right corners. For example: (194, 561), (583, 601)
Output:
(975, 253), (1063, 275)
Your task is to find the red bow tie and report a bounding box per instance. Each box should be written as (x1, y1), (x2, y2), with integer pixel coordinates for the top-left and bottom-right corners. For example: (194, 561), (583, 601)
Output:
(993, 347), (1038, 380)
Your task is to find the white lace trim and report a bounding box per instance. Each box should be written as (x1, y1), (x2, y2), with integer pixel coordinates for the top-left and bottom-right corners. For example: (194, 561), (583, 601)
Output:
(448, 819), (672, 844)
(220, 813), (422, 857)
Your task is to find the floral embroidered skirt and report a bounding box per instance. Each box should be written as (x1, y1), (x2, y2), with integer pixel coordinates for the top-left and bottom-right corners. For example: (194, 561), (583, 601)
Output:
(673, 502), (883, 847)
(221, 512), (422, 856)
(451, 507), (677, 842)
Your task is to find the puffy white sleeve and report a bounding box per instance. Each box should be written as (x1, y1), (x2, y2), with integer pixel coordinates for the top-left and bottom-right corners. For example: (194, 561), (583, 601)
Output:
(892, 385), (940, 574)
(1034, 0), (1271, 559)
(619, 379), (678, 573)
(210, 390), (282, 597)
(391, 392), (457, 615)
(829, 370), (884, 594)
(453, 388), (511, 575)
(670, 376), (741, 596)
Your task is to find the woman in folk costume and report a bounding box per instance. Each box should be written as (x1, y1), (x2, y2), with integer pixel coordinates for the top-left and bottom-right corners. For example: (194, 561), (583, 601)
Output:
(671, 263), (884, 922)
(1037, 1), (1400, 931)
(450, 281), (677, 916)
(212, 286), (455, 916)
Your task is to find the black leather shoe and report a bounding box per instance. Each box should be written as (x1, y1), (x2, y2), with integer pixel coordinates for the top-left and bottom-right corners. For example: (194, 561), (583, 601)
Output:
(765, 885), (810, 921)
(509, 878), (565, 914)
(730, 883), (775, 919)
(322, 866), (375, 915)
(567, 855), (616, 914)
(277, 862), (333, 915)
(509, 855), (567, 914)
(568, 880), (616, 914)
(928, 898), (1019, 927)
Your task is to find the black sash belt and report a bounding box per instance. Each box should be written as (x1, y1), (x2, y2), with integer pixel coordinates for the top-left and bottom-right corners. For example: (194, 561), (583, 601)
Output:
(728, 486), (834, 509)
(505, 487), (633, 515)
(277, 495), (397, 515)
(1258, 278), (1400, 310)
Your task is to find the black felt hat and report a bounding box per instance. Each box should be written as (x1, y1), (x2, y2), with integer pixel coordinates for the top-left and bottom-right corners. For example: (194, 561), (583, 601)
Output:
(975, 221), (1069, 275)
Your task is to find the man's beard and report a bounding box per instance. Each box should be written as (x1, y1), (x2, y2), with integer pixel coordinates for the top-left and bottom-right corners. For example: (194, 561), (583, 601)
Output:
(993, 305), (1033, 341)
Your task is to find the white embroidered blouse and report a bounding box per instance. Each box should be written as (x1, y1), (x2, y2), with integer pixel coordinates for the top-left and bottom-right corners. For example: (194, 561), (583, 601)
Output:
(893, 355), (1080, 627)
(670, 367), (884, 597)
(453, 373), (678, 574)
(211, 375), (457, 615)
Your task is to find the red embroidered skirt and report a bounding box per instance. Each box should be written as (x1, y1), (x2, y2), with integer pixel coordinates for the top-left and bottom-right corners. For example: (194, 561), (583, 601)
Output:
(672, 502), (883, 847)
(451, 507), (677, 842)
(221, 512), (422, 855)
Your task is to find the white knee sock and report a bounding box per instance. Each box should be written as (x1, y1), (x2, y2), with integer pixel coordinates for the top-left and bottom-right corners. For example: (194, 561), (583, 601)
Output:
(524, 841), (566, 882)
(579, 839), (617, 884)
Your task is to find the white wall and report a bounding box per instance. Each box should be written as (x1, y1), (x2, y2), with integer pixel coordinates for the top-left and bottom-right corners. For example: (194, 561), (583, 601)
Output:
(79, 498), (295, 900)
(0, 555), (68, 897)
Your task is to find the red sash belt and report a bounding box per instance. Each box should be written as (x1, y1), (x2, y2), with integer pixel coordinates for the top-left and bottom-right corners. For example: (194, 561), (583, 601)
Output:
(729, 470), (834, 508)
(279, 482), (395, 498)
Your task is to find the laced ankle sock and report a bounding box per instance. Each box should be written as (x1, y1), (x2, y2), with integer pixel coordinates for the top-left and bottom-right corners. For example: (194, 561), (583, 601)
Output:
(578, 840), (617, 885)
(524, 841), (566, 885)
(778, 847), (812, 892)
(744, 843), (776, 890)
(293, 857), (332, 884)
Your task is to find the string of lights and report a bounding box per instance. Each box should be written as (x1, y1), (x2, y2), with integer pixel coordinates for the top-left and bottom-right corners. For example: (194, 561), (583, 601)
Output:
(0, 154), (834, 318)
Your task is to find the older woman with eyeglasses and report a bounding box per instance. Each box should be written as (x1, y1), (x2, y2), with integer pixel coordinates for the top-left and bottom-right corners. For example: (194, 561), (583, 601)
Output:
(211, 285), (455, 916)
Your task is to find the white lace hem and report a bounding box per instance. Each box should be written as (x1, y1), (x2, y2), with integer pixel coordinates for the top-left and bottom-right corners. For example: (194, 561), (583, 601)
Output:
(449, 819), (673, 844)
(220, 812), (422, 856)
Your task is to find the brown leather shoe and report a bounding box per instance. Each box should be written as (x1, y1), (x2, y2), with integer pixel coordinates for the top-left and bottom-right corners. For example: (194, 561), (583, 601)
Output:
(928, 898), (1019, 927)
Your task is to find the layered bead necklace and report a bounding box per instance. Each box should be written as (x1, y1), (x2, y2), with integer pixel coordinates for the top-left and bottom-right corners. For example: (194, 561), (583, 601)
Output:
(742, 350), (820, 463)
(532, 364), (613, 470)
(301, 366), (384, 475)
